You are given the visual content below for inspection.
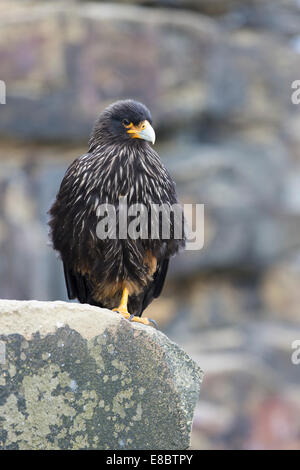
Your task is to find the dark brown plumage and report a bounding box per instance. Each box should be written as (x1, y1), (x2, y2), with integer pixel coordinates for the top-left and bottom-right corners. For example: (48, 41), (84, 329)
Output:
(49, 100), (185, 323)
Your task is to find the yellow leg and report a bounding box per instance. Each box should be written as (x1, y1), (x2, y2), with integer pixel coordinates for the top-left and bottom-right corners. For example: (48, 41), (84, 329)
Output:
(113, 287), (158, 328)
(113, 287), (129, 315)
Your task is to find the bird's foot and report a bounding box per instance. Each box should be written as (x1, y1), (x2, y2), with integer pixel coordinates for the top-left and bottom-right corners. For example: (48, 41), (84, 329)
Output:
(113, 307), (158, 328)
(129, 314), (158, 329)
(112, 286), (158, 328)
(112, 306), (130, 318)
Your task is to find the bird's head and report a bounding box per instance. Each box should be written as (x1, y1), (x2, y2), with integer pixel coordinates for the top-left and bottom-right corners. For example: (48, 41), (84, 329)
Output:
(89, 100), (156, 150)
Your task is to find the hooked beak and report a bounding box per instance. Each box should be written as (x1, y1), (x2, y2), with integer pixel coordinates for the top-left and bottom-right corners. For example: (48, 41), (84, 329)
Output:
(126, 120), (156, 145)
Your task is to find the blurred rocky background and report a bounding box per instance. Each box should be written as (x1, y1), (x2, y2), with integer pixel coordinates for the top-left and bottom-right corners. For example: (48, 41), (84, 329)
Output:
(1, 0), (300, 450)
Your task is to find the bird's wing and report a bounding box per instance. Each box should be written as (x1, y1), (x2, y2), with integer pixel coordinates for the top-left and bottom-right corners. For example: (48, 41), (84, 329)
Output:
(63, 262), (93, 305)
(140, 257), (169, 315)
(63, 262), (77, 299)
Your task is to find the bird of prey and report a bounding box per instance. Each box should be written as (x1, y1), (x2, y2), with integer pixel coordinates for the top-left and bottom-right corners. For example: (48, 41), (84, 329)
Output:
(49, 100), (185, 326)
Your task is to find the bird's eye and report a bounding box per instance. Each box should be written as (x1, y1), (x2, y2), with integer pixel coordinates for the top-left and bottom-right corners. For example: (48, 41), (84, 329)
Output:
(122, 119), (131, 127)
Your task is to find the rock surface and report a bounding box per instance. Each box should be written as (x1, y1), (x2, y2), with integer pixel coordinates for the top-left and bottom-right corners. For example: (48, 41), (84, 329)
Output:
(0, 299), (203, 450)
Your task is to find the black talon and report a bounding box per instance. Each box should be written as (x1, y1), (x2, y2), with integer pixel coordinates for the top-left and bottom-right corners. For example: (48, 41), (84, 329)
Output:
(148, 318), (159, 329)
(129, 314), (135, 322)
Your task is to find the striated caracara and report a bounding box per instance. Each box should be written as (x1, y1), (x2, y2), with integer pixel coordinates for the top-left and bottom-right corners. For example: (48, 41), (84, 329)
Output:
(49, 100), (185, 326)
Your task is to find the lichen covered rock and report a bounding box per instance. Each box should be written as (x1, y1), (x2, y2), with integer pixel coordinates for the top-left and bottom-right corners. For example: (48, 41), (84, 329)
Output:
(0, 299), (203, 450)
